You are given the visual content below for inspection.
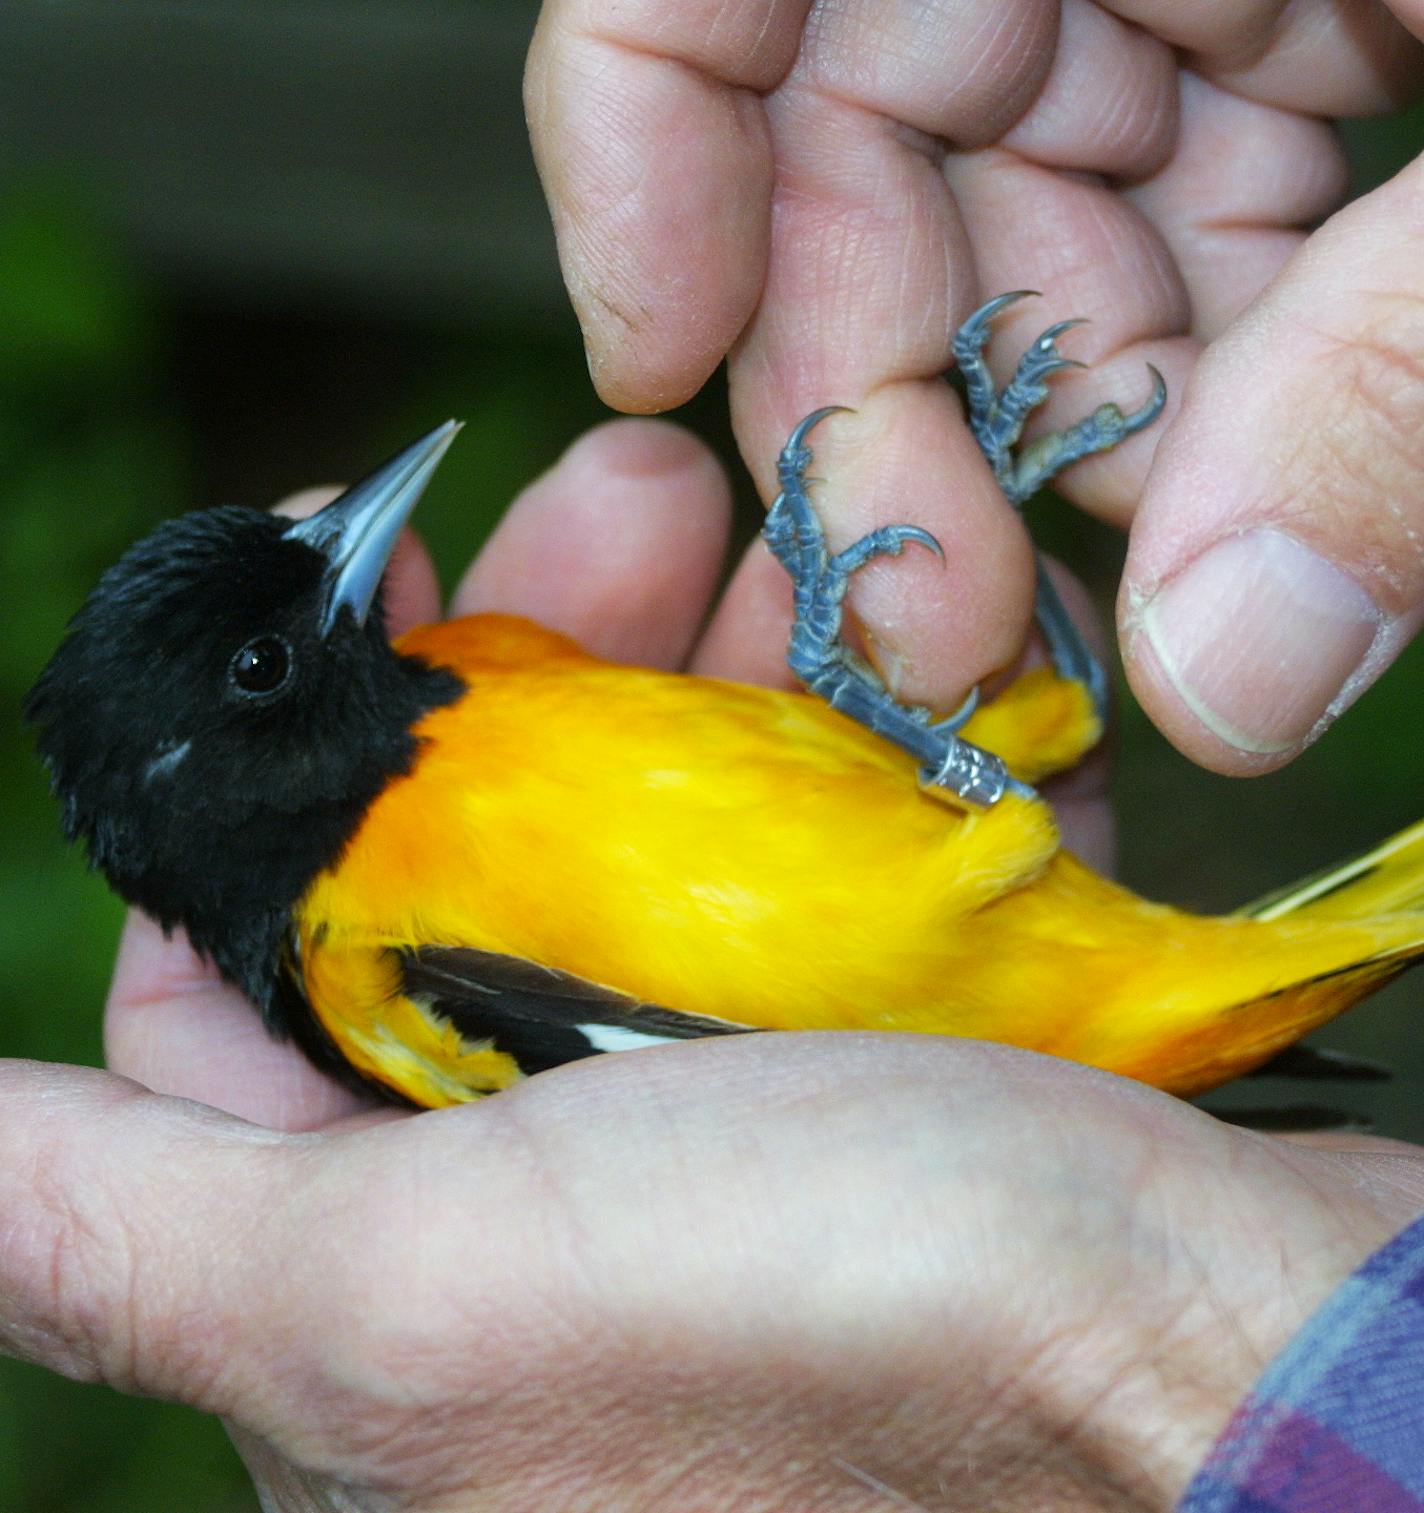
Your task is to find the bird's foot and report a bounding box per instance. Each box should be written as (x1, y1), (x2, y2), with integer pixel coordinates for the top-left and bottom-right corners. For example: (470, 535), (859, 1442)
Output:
(953, 290), (1166, 508)
(764, 409), (1031, 808)
(953, 291), (1167, 721)
(765, 297), (1168, 805)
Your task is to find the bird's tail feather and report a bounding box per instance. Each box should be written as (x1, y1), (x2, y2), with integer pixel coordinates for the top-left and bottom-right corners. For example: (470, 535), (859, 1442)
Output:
(1239, 817), (1424, 923)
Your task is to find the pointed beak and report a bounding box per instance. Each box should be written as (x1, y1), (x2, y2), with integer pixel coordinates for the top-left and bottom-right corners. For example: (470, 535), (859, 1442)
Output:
(288, 420), (462, 635)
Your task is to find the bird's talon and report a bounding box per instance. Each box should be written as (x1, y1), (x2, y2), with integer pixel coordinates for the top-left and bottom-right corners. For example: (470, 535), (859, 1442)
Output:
(782, 405), (853, 462)
(1122, 365), (1168, 435)
(931, 685), (980, 735)
(955, 289), (1038, 351)
(892, 525), (944, 562)
(948, 294), (1171, 723)
(766, 404), (1026, 810)
(767, 299), (1167, 803)
(1035, 318), (1089, 348)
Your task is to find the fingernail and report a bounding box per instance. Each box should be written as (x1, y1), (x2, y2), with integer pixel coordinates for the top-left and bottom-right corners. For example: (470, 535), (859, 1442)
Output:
(1140, 529), (1379, 754)
(868, 636), (910, 698)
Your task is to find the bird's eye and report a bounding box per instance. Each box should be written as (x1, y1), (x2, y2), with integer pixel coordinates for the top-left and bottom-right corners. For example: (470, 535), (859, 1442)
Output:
(229, 636), (292, 696)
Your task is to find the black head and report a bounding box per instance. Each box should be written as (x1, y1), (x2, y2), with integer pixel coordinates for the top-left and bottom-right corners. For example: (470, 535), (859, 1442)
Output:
(25, 424), (464, 1010)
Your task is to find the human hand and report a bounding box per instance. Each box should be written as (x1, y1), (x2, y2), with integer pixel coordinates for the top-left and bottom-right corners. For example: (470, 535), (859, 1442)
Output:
(525, 0), (1424, 773)
(11, 1040), (1424, 1513)
(6, 421), (1424, 1512)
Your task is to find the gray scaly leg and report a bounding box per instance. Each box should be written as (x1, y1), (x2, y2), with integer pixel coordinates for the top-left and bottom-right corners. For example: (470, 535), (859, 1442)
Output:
(765, 294), (1167, 807)
(953, 291), (1165, 720)
(764, 409), (1031, 808)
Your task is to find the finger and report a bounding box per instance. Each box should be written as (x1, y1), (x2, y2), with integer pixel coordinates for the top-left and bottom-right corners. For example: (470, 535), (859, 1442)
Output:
(998, 0), (1179, 178)
(695, 536), (1118, 867)
(524, 0), (807, 410)
(942, 146), (1196, 525)
(105, 912), (371, 1131)
(377, 530), (443, 638)
(1191, 0), (1424, 117)
(691, 536), (797, 687)
(0, 1061), (277, 1402)
(0, 1062), (390, 1424)
(794, 0), (1057, 143)
(1099, 0), (1290, 56)
(1103, 0), (1424, 112)
(725, 1), (1082, 709)
(1125, 72), (1349, 342)
(731, 111), (1034, 707)
(452, 419), (731, 668)
(1026, 559), (1117, 872)
(272, 488), (442, 637)
(1121, 151), (1424, 772)
(271, 487), (340, 519)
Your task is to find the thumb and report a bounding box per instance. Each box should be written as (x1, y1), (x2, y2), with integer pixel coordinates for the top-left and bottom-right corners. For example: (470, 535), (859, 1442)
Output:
(1119, 148), (1424, 773)
(0, 1061), (278, 1404)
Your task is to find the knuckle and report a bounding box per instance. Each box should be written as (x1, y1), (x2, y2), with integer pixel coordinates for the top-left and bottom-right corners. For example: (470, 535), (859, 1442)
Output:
(1331, 294), (1424, 455)
(1285, 293), (1424, 605)
(24, 1147), (233, 1407)
(23, 1152), (143, 1389)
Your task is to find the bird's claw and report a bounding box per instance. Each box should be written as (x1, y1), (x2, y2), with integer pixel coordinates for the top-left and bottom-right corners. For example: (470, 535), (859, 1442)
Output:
(766, 295), (1168, 805)
(954, 293), (1161, 512)
(931, 684), (979, 735)
(1011, 364), (1167, 505)
(764, 409), (1029, 810)
(952, 293), (1168, 724)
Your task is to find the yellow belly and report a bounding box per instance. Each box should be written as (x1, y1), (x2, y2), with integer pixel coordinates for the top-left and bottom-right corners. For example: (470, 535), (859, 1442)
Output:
(291, 615), (1424, 1106)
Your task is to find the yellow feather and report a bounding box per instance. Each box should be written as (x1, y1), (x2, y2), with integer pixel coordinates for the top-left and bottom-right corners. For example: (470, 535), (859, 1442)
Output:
(293, 613), (1424, 1107)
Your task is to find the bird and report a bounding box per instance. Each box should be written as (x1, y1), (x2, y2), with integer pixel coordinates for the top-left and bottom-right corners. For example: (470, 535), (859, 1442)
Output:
(26, 296), (1424, 1110)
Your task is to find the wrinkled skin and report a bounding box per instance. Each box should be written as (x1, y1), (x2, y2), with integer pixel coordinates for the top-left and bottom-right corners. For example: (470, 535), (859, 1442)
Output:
(0, 421), (1418, 1513)
(525, 0), (1424, 774)
(8, 1), (1424, 1507)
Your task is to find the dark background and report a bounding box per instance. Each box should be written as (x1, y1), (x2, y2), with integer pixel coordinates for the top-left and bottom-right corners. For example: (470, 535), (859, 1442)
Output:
(0, 4), (1420, 1507)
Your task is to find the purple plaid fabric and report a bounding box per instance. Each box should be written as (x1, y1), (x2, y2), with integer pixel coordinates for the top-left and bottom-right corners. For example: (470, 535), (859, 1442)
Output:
(1179, 1210), (1424, 1512)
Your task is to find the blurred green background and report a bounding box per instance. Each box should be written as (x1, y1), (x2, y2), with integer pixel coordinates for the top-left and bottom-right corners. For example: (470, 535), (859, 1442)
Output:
(0, 4), (1421, 1507)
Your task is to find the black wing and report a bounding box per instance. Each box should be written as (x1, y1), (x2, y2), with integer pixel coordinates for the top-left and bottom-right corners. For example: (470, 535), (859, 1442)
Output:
(399, 945), (754, 1075)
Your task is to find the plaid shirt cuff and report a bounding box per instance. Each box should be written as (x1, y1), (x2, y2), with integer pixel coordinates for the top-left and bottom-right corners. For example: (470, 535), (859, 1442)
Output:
(1179, 1208), (1424, 1512)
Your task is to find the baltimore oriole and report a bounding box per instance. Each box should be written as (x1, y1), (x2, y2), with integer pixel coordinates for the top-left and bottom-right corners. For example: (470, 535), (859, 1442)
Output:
(26, 297), (1424, 1108)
